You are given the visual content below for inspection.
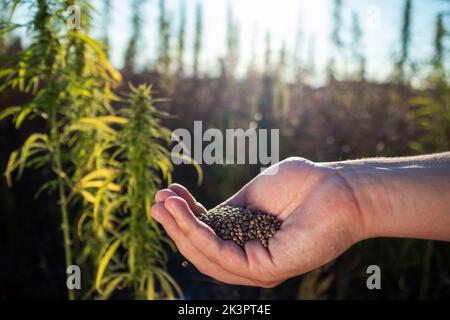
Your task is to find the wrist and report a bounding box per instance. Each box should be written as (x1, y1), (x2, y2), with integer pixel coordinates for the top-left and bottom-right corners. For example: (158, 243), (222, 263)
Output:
(332, 164), (390, 240)
(312, 161), (380, 243)
(328, 158), (450, 242)
(318, 158), (400, 240)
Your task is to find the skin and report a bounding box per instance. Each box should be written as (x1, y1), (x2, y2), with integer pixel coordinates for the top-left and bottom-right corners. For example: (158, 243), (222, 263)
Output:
(151, 153), (450, 288)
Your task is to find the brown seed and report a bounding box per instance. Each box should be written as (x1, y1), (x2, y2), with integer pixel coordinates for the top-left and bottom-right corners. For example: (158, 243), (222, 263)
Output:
(202, 205), (282, 248)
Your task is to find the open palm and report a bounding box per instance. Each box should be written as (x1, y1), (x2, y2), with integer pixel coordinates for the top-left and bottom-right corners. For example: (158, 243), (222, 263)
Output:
(151, 157), (363, 287)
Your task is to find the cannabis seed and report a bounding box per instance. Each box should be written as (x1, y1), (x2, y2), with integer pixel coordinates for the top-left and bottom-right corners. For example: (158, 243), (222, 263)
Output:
(198, 205), (282, 248)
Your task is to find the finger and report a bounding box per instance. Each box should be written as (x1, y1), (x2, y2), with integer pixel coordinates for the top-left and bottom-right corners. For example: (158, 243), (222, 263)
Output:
(168, 183), (207, 215)
(151, 202), (259, 286)
(164, 196), (256, 279)
(244, 240), (279, 283)
(155, 189), (178, 203)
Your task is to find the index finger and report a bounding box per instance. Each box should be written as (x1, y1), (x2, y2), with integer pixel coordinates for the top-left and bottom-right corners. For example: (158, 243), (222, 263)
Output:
(164, 196), (257, 278)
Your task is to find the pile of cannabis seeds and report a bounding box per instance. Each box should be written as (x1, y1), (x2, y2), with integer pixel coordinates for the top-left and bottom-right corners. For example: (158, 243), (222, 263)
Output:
(197, 205), (282, 248)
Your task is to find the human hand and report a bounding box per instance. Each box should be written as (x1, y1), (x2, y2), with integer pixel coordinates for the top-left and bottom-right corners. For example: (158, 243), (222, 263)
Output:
(151, 157), (365, 287)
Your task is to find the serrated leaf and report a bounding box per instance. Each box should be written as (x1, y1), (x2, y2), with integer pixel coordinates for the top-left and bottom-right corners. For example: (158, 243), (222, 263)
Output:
(146, 273), (155, 300)
(81, 168), (117, 184)
(98, 275), (125, 300)
(96, 238), (122, 293)
(0, 106), (21, 121)
(92, 176), (118, 230)
(94, 116), (128, 124)
(18, 61), (25, 91)
(80, 190), (96, 203)
(102, 196), (126, 229)
(77, 210), (90, 239)
(5, 150), (18, 186)
(15, 102), (36, 128)
(128, 240), (135, 274)
(81, 180), (120, 191)
(18, 133), (49, 177)
(70, 32), (122, 83)
(154, 269), (182, 300)
(145, 195), (152, 222)
(78, 118), (117, 135)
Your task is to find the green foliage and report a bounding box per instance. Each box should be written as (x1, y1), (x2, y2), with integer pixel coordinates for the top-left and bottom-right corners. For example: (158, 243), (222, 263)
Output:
(2, 0), (450, 300)
(193, 2), (203, 79)
(331, 0), (343, 49)
(350, 12), (365, 80)
(409, 90), (450, 153)
(176, 0), (186, 76)
(75, 84), (180, 299)
(0, 0), (122, 300)
(327, 0), (344, 81)
(410, 11), (449, 153)
(393, 0), (412, 83)
(225, 4), (239, 79)
(158, 0), (172, 89)
(124, 0), (146, 74)
(406, 9), (449, 299)
(274, 43), (289, 118)
(101, 0), (112, 57)
(1, 0), (181, 300)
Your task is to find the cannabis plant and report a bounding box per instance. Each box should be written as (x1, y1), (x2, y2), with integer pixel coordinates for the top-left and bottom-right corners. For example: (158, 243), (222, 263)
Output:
(0, 0), (121, 299)
(75, 84), (183, 299)
(1, 0), (186, 300)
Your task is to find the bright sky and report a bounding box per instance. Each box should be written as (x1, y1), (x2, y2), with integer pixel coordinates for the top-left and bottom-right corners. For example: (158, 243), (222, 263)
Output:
(99, 0), (448, 82)
(13, 0), (450, 82)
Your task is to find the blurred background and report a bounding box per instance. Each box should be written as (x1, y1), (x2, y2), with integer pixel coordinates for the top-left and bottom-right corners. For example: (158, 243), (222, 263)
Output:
(1, 0), (450, 299)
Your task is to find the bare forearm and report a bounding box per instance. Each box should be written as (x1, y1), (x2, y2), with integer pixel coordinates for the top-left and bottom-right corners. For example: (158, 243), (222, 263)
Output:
(326, 152), (450, 241)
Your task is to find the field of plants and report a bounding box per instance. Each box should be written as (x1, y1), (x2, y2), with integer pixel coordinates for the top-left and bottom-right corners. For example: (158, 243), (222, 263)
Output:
(0, 0), (449, 299)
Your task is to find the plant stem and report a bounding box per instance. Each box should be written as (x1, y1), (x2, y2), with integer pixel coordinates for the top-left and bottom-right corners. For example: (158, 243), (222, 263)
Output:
(56, 154), (75, 300)
(50, 105), (75, 300)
